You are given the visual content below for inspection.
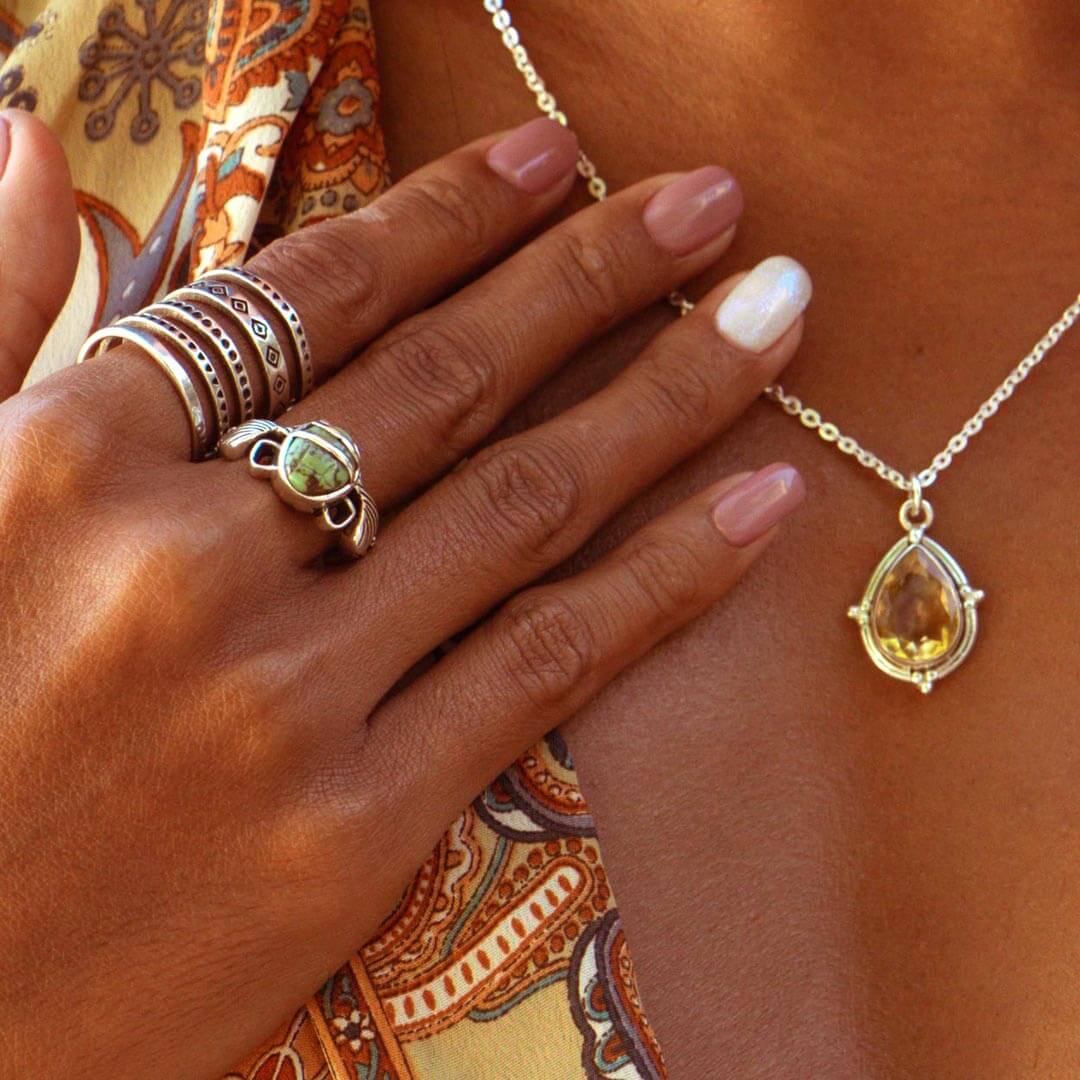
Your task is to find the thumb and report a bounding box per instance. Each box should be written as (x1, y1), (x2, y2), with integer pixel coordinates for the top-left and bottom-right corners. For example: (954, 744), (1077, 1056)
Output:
(0, 108), (80, 400)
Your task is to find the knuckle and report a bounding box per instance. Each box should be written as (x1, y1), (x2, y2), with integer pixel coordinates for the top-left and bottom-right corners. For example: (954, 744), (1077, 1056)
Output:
(259, 799), (340, 887)
(178, 655), (306, 804)
(372, 319), (496, 455)
(201, 651), (293, 742)
(639, 351), (720, 432)
(622, 535), (707, 623)
(97, 518), (207, 635)
(498, 592), (596, 710)
(49, 518), (209, 678)
(552, 228), (631, 331)
(465, 438), (582, 565)
(398, 174), (491, 255)
(255, 220), (379, 328)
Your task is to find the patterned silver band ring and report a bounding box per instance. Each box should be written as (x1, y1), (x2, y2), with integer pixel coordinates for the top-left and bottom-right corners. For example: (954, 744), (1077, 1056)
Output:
(206, 266), (315, 399)
(183, 277), (294, 417)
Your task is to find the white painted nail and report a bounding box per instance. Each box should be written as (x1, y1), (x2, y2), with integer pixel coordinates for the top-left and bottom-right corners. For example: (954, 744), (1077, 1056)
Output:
(714, 255), (812, 352)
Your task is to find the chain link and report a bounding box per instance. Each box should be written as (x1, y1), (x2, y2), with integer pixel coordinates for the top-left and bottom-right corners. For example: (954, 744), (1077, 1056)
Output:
(763, 296), (1080, 491)
(482, 0), (1080, 496)
(484, 0), (607, 200)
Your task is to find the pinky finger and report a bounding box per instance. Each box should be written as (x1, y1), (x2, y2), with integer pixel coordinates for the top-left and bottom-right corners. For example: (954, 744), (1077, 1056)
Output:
(369, 463), (806, 814)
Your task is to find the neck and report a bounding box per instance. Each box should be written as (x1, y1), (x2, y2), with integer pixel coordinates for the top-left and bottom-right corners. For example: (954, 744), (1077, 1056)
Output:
(543, 0), (1078, 85)
(530, 0), (1080, 167)
(725, 0), (1076, 74)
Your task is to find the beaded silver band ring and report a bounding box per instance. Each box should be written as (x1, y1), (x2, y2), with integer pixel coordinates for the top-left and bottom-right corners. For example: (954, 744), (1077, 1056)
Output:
(157, 296), (256, 422)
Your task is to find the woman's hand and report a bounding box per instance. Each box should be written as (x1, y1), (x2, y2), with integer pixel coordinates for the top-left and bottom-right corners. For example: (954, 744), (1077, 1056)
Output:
(0, 113), (808, 1078)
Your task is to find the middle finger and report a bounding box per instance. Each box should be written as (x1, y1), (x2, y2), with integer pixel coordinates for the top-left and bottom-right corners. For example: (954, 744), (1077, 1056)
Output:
(284, 165), (744, 516)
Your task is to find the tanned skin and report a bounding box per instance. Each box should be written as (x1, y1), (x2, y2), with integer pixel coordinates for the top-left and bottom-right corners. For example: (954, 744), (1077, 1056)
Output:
(372, 3), (1080, 1075)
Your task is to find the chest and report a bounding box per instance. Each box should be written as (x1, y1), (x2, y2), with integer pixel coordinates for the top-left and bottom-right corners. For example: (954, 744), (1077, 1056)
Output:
(371, 0), (1080, 717)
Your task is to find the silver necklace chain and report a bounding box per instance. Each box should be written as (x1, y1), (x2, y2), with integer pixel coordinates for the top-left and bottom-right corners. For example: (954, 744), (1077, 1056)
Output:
(482, 0), (1080, 496)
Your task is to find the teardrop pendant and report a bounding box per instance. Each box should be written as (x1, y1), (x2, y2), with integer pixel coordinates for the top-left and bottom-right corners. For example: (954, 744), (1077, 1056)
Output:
(848, 491), (984, 694)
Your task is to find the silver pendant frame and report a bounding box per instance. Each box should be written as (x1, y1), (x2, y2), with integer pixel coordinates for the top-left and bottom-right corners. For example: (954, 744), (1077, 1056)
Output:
(848, 529), (984, 695)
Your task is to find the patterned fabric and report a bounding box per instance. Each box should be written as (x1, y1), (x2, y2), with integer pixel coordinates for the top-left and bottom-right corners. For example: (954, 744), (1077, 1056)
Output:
(0, 3), (665, 1075)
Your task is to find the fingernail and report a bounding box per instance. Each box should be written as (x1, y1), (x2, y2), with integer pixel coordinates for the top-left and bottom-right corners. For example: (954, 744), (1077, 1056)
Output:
(712, 463), (805, 546)
(0, 115), (10, 182)
(642, 166), (744, 255)
(715, 256), (812, 352)
(486, 117), (579, 195)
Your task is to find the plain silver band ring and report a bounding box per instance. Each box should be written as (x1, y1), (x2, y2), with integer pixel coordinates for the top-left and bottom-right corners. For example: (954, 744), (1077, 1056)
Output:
(122, 312), (231, 443)
(77, 323), (211, 459)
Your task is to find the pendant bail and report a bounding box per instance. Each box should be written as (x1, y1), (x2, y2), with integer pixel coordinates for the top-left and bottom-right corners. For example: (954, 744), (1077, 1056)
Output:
(908, 474), (923, 516)
(899, 475), (934, 534)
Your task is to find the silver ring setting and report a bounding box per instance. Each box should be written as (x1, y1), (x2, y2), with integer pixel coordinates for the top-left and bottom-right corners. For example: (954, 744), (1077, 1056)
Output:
(220, 419), (378, 558)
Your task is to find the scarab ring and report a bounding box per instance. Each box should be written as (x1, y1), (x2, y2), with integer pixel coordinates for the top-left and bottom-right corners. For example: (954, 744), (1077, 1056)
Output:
(220, 419), (378, 558)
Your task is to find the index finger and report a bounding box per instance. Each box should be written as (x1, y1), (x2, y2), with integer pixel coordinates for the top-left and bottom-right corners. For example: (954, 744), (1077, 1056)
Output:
(68, 118), (582, 460)
(247, 117), (582, 378)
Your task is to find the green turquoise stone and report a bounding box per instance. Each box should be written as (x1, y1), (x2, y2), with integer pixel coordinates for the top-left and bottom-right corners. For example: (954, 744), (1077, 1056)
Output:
(307, 422), (354, 461)
(283, 435), (349, 496)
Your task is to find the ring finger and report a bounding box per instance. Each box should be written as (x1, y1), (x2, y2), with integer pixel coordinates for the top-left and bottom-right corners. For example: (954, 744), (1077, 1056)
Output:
(280, 163), (745, 518)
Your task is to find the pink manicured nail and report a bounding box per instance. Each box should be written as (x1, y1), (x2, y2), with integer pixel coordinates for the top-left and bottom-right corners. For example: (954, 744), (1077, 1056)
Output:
(486, 117), (579, 195)
(642, 166), (744, 255)
(712, 463), (805, 546)
(0, 115), (10, 182)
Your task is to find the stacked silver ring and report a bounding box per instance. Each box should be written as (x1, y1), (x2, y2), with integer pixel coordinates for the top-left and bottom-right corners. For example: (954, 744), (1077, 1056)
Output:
(76, 267), (309, 461)
(76, 265), (378, 559)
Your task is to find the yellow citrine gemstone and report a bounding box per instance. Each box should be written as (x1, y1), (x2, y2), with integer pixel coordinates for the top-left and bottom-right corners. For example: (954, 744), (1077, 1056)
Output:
(871, 546), (962, 664)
